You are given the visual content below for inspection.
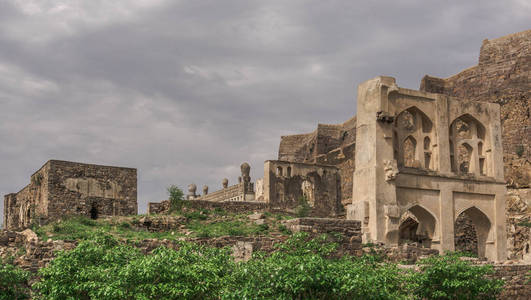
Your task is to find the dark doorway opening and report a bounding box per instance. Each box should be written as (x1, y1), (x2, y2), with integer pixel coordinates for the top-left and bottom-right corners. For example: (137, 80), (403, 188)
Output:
(90, 205), (98, 219)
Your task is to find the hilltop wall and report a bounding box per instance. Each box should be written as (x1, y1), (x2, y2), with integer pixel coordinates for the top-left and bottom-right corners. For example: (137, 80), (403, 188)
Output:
(421, 29), (531, 187)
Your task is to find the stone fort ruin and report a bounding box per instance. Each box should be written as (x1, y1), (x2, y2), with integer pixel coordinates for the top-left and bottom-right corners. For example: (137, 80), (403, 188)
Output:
(349, 76), (506, 261)
(3, 160), (137, 230)
(149, 30), (530, 261)
(3, 30), (530, 262)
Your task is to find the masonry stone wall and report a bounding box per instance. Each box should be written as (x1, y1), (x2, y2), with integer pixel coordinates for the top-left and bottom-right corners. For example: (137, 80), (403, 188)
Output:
(264, 160), (342, 217)
(148, 199), (268, 215)
(420, 29), (531, 188)
(278, 117), (357, 205)
(3, 160), (137, 230)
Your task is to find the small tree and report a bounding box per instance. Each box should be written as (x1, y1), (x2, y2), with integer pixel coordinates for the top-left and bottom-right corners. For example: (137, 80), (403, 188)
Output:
(295, 196), (311, 218)
(167, 185), (184, 213)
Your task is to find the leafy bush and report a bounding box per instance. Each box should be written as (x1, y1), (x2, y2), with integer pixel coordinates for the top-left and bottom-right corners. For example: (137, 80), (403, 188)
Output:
(34, 235), (234, 299)
(32, 233), (507, 300)
(408, 253), (504, 300)
(295, 196), (311, 217)
(0, 259), (30, 300)
(224, 234), (408, 300)
(167, 185), (184, 213)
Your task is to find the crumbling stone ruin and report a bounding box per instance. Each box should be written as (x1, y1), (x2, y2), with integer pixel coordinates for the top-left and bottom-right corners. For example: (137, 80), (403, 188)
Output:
(275, 29), (531, 261)
(3, 160), (137, 230)
(348, 75), (507, 261)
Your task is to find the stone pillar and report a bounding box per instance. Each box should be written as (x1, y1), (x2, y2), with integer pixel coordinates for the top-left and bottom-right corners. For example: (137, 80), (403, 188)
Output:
(438, 186), (455, 253)
(493, 187), (508, 261)
(349, 76), (398, 243)
(435, 95), (451, 174)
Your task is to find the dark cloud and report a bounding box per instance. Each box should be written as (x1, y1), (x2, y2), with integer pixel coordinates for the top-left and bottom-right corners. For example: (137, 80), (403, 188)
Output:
(1, 0), (529, 223)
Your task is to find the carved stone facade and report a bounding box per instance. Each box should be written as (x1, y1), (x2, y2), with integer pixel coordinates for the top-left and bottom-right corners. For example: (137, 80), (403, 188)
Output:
(3, 160), (137, 230)
(347, 76), (507, 261)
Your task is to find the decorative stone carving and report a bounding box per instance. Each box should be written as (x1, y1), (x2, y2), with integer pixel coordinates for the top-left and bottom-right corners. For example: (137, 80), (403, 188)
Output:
(222, 178), (229, 189)
(202, 185), (208, 195)
(383, 160), (398, 181)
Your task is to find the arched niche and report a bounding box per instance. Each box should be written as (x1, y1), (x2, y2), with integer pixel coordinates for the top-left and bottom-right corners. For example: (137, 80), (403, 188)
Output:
(394, 107), (435, 170)
(454, 206), (492, 259)
(449, 114), (489, 176)
(399, 205), (437, 248)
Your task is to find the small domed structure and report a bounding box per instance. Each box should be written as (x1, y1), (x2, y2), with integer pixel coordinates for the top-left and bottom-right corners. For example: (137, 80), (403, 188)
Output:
(188, 184), (197, 195)
(222, 178), (229, 188)
(240, 162), (251, 177)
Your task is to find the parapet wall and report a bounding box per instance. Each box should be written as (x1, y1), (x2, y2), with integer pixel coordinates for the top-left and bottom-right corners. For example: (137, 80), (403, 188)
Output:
(198, 183), (246, 202)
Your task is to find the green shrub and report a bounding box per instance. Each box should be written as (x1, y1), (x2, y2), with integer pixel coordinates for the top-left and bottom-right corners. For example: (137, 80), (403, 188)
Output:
(408, 253), (504, 300)
(224, 234), (407, 300)
(167, 185), (184, 213)
(278, 224), (291, 235)
(0, 259), (30, 300)
(34, 235), (234, 299)
(295, 196), (311, 218)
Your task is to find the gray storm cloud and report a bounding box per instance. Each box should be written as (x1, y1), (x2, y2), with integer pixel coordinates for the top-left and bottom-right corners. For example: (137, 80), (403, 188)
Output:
(1, 0), (529, 222)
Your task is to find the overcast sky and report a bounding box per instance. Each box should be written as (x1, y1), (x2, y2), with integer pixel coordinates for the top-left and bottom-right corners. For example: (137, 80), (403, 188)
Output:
(1, 0), (529, 221)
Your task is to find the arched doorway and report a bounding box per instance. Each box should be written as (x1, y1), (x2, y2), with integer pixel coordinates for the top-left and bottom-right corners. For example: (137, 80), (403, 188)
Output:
(90, 204), (99, 219)
(454, 212), (478, 256)
(455, 207), (491, 258)
(398, 205), (437, 248)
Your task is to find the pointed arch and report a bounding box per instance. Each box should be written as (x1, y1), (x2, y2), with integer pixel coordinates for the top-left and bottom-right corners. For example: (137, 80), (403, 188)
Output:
(455, 206), (492, 258)
(399, 204), (438, 248)
(394, 106), (435, 170)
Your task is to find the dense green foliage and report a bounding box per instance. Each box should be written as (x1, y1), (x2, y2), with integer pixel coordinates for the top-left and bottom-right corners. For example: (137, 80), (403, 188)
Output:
(167, 185), (184, 212)
(33, 235), (233, 299)
(30, 232), (505, 300)
(409, 253), (504, 300)
(0, 258), (30, 300)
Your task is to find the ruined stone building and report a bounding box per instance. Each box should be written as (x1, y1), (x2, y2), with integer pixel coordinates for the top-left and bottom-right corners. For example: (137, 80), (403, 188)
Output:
(147, 30), (530, 261)
(349, 76), (506, 261)
(3, 160), (137, 230)
(149, 161), (342, 217)
(276, 29), (530, 261)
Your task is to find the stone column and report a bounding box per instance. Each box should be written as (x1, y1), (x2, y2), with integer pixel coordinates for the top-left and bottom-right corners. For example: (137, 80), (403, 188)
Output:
(438, 185), (455, 253)
(349, 76), (398, 243)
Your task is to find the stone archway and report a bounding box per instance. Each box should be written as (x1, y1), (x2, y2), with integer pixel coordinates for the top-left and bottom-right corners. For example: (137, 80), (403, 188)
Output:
(90, 204), (99, 220)
(454, 212), (479, 256)
(398, 205), (437, 248)
(455, 206), (492, 258)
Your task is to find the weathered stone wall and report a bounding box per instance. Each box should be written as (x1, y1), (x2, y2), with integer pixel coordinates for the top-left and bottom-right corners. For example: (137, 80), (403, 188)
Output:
(492, 263), (531, 300)
(148, 200), (170, 215)
(278, 117), (357, 204)
(421, 29), (531, 188)
(3, 160), (137, 230)
(264, 160), (342, 217)
(506, 188), (531, 261)
(3, 164), (50, 230)
(147, 199), (268, 215)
